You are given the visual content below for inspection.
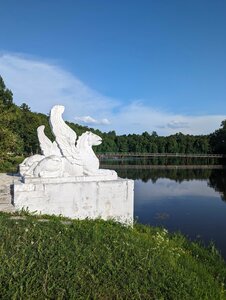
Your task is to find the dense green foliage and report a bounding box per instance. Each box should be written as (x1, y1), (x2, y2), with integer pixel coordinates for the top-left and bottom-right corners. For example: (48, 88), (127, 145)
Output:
(210, 120), (226, 154)
(0, 156), (24, 173)
(0, 212), (225, 299)
(103, 131), (210, 154)
(0, 75), (225, 160)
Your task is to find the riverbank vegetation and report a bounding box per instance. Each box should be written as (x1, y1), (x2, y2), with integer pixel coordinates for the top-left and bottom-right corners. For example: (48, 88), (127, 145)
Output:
(1, 74), (226, 172)
(0, 212), (225, 299)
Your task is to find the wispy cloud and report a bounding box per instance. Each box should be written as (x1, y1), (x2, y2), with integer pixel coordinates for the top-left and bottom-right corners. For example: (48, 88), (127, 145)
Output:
(75, 115), (110, 125)
(166, 120), (189, 129)
(109, 101), (226, 135)
(0, 52), (225, 135)
(0, 53), (118, 118)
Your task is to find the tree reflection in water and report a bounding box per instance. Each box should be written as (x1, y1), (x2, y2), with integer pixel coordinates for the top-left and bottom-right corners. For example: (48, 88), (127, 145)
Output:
(114, 166), (226, 203)
(208, 169), (226, 202)
(116, 168), (212, 183)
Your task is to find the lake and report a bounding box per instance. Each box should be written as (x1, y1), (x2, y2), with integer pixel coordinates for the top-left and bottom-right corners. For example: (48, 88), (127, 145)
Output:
(101, 159), (226, 259)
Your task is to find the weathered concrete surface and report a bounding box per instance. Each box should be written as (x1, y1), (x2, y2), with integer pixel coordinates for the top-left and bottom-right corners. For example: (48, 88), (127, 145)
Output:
(22, 173), (117, 184)
(14, 177), (134, 224)
(0, 173), (20, 213)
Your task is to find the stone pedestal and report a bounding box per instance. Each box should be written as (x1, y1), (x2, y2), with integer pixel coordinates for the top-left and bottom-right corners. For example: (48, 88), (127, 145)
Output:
(13, 176), (134, 224)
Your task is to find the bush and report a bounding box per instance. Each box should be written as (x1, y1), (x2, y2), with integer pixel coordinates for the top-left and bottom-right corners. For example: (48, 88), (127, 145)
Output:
(0, 156), (24, 173)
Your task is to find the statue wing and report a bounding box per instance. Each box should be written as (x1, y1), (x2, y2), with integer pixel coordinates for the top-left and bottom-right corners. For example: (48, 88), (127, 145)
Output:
(37, 125), (61, 157)
(49, 105), (82, 165)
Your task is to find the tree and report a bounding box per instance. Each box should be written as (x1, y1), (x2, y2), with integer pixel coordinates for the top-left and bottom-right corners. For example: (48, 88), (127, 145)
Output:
(0, 127), (24, 156)
(166, 136), (178, 153)
(116, 136), (128, 152)
(0, 76), (13, 106)
(20, 103), (31, 111)
(151, 131), (158, 137)
(209, 120), (226, 154)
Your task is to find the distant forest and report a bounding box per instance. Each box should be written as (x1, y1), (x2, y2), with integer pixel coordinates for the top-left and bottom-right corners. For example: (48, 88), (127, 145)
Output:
(1, 75), (226, 158)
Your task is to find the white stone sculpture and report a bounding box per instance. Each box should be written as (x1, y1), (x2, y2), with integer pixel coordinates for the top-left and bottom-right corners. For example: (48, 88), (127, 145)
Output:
(37, 125), (61, 157)
(19, 105), (117, 179)
(15, 104), (134, 224)
(19, 154), (44, 177)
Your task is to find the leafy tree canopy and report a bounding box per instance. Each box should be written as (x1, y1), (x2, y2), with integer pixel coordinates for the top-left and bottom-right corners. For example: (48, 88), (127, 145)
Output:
(0, 76), (13, 107)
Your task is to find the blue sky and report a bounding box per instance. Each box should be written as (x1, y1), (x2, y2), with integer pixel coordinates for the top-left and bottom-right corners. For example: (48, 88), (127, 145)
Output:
(0, 0), (226, 135)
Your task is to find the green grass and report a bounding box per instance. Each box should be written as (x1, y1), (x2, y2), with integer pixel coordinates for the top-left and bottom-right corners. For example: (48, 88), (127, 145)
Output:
(0, 212), (225, 299)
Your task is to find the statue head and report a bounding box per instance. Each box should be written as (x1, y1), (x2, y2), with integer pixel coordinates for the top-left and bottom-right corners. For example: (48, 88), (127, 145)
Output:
(86, 131), (102, 146)
(76, 131), (102, 150)
(50, 105), (65, 115)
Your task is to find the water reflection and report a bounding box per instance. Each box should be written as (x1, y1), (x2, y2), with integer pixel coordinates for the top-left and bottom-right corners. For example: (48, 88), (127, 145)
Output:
(116, 168), (226, 202)
(117, 168), (212, 183)
(102, 164), (226, 259)
(101, 156), (224, 166)
(209, 169), (226, 202)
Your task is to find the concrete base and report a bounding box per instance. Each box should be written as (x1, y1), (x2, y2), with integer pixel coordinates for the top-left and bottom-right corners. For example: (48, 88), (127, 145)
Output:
(13, 177), (134, 224)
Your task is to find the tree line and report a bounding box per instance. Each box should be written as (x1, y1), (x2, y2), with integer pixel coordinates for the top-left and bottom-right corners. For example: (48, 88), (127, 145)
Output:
(0, 75), (226, 158)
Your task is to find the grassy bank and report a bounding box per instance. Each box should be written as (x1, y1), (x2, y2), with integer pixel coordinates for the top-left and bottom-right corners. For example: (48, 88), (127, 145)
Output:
(0, 212), (225, 299)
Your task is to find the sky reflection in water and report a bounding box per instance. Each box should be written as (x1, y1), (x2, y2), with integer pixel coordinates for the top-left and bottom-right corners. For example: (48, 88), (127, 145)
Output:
(117, 168), (226, 259)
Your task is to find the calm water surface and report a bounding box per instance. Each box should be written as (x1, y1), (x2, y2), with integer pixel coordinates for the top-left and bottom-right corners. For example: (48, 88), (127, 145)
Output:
(102, 162), (226, 259)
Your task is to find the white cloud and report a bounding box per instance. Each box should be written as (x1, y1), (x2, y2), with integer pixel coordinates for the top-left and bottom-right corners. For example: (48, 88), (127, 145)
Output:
(75, 115), (110, 125)
(0, 53), (118, 119)
(109, 101), (226, 135)
(0, 52), (225, 136)
(166, 120), (189, 129)
(136, 178), (219, 203)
